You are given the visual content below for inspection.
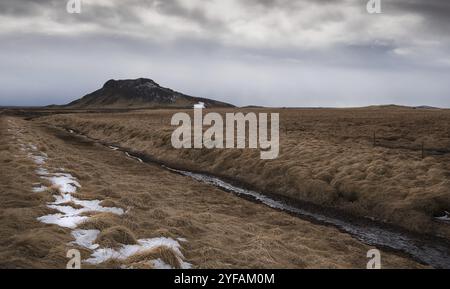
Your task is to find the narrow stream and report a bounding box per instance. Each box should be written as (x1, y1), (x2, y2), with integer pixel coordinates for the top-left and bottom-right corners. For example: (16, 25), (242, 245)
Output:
(65, 127), (450, 268)
(164, 167), (450, 269)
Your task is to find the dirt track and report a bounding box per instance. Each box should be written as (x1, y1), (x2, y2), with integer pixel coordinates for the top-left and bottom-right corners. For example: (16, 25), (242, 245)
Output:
(0, 116), (425, 268)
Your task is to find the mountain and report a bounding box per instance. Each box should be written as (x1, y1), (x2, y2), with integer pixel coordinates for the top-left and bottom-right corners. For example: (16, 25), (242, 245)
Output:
(363, 104), (442, 110)
(63, 78), (234, 109)
(414, 105), (440, 110)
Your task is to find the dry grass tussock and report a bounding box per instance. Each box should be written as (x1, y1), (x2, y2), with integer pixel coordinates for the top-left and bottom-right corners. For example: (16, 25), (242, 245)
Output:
(40, 107), (450, 239)
(95, 226), (138, 248)
(125, 246), (182, 269)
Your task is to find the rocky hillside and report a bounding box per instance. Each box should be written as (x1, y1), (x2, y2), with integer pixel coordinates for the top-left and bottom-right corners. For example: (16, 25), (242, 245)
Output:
(64, 78), (234, 109)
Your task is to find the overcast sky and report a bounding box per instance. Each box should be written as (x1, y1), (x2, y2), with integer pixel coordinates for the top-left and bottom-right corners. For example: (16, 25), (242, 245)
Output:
(1, 0), (449, 107)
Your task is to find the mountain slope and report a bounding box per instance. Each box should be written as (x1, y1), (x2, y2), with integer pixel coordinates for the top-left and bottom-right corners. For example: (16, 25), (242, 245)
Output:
(64, 78), (234, 109)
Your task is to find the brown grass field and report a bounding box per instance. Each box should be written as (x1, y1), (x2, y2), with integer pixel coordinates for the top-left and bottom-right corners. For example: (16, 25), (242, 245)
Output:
(0, 113), (429, 268)
(36, 107), (450, 241)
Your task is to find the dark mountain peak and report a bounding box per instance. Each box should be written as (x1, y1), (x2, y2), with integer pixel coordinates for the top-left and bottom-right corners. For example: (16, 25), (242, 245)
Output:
(64, 78), (234, 109)
(103, 78), (160, 90)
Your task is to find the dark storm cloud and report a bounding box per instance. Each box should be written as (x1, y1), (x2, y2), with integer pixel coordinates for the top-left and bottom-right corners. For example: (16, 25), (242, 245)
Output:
(385, 0), (450, 40)
(0, 0), (450, 107)
(154, 0), (223, 28)
(0, 0), (56, 17)
(0, 0), (448, 30)
(392, 0), (450, 24)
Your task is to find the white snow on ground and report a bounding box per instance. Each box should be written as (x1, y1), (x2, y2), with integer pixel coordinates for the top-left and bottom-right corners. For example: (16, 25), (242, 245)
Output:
(47, 199), (124, 217)
(85, 238), (192, 268)
(36, 167), (49, 176)
(71, 229), (191, 269)
(73, 199), (124, 215)
(38, 184), (124, 228)
(28, 143), (37, 151)
(44, 173), (80, 194)
(14, 134), (190, 268)
(151, 258), (173, 269)
(38, 214), (89, 229)
(71, 229), (100, 250)
(23, 142), (48, 165)
(19, 140), (123, 229)
(52, 193), (74, 204)
(29, 153), (47, 165)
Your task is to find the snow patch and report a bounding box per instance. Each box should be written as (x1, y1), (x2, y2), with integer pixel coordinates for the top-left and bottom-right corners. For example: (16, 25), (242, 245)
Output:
(151, 258), (172, 269)
(71, 230), (191, 269)
(36, 167), (49, 176)
(74, 199), (124, 215)
(38, 214), (89, 229)
(25, 139), (191, 269)
(71, 229), (100, 250)
(53, 193), (75, 204)
(44, 173), (80, 193)
(28, 143), (37, 151)
(30, 154), (47, 165)
(39, 190), (124, 229)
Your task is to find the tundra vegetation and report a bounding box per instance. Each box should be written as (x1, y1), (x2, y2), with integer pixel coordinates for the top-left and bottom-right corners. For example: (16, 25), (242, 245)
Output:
(39, 107), (450, 240)
(0, 113), (426, 268)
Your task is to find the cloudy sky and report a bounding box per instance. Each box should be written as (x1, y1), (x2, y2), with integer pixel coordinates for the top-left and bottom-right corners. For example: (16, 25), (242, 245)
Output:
(1, 0), (449, 107)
